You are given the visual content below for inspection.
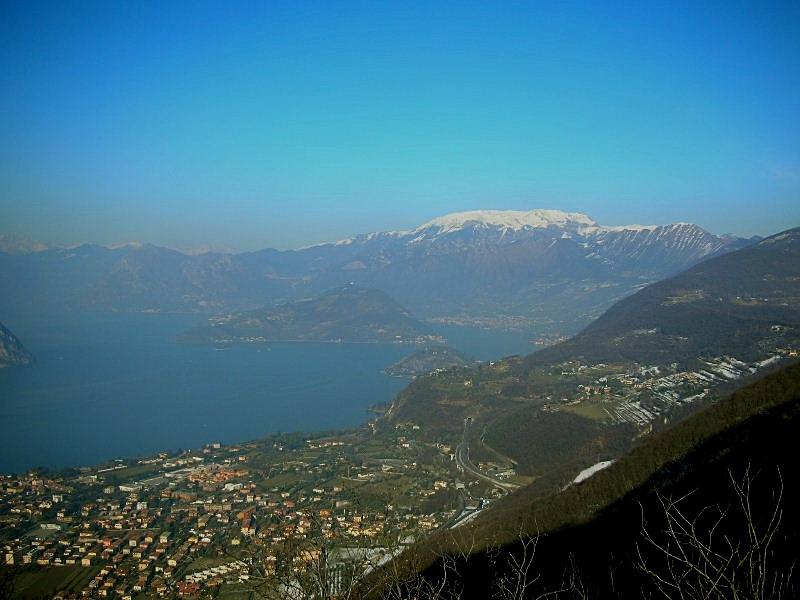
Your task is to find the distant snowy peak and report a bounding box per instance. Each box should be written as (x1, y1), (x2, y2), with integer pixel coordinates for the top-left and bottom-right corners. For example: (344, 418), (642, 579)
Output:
(329, 209), (725, 251)
(411, 209), (599, 235)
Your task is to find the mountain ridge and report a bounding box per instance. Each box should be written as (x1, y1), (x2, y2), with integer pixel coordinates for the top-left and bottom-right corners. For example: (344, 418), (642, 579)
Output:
(525, 226), (800, 368)
(2, 210), (743, 255)
(0, 210), (758, 341)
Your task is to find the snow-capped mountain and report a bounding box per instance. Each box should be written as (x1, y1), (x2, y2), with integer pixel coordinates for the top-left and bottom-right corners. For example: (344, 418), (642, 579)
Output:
(288, 211), (741, 333)
(402, 209), (600, 237)
(330, 209), (720, 250)
(0, 209), (755, 339)
(322, 210), (733, 275)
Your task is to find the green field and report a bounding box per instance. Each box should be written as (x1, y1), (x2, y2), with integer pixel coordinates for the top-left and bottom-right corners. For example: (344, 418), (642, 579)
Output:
(11, 565), (100, 599)
(560, 399), (614, 420)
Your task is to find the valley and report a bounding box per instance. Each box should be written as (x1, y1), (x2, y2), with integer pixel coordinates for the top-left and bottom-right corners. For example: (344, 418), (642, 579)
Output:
(5, 0), (799, 595)
(2, 220), (798, 599)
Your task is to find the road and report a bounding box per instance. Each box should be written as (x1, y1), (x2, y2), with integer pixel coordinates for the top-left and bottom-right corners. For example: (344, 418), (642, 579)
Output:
(455, 417), (520, 494)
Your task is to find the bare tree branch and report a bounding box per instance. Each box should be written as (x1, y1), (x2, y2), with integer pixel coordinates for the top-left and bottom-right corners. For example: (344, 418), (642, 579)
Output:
(637, 466), (794, 600)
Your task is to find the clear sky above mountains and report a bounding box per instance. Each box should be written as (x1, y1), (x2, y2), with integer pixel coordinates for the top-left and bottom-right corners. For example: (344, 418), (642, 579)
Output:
(2, 1), (799, 252)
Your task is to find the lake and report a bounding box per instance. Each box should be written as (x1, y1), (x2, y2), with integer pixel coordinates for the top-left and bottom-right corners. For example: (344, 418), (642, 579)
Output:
(0, 312), (537, 474)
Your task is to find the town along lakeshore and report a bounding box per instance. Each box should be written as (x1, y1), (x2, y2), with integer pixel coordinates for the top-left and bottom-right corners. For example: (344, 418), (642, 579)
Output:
(0, 312), (534, 474)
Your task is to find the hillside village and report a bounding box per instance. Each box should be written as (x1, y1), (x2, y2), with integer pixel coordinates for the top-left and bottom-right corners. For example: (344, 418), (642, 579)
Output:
(549, 351), (796, 426)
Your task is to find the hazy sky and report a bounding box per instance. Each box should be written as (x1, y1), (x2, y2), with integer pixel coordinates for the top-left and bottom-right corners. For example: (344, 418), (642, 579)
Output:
(2, 1), (799, 252)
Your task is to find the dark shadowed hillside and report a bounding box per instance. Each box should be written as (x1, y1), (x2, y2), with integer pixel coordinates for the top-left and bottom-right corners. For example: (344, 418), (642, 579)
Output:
(369, 360), (800, 599)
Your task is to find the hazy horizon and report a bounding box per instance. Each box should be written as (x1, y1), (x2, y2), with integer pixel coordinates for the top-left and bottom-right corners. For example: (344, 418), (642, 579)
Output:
(0, 207), (783, 256)
(3, 2), (799, 252)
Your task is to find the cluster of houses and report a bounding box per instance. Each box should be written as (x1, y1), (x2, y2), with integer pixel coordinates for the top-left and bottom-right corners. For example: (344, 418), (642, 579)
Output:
(559, 354), (795, 426)
(1, 431), (459, 598)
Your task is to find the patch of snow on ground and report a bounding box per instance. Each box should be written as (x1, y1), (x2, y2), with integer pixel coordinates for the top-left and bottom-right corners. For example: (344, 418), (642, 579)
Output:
(757, 356), (783, 369)
(573, 460), (615, 484)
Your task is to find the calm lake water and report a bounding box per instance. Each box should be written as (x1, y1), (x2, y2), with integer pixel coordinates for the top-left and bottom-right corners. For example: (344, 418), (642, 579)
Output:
(0, 312), (537, 474)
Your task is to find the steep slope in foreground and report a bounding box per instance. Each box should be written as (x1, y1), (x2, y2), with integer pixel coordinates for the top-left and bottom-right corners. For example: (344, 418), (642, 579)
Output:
(377, 361), (800, 599)
(180, 284), (442, 344)
(0, 321), (33, 367)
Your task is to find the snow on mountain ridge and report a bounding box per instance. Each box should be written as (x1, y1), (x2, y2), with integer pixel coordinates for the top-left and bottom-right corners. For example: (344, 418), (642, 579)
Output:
(411, 209), (599, 235)
(320, 210), (720, 249)
(596, 224), (660, 233)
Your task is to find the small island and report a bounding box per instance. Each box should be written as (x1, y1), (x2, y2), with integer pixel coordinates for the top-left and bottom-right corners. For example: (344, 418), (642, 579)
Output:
(0, 321), (34, 368)
(179, 284), (445, 345)
(383, 345), (482, 378)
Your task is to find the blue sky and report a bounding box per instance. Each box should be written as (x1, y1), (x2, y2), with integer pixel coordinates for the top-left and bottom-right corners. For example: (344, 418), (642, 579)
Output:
(2, 1), (799, 251)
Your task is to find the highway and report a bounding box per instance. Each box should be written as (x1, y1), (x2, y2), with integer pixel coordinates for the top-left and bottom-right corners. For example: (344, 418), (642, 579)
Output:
(455, 417), (520, 494)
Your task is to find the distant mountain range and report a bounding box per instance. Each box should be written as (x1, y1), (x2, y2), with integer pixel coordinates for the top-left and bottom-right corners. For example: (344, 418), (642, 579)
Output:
(0, 321), (33, 367)
(0, 233), (54, 255)
(0, 210), (754, 339)
(179, 284), (442, 345)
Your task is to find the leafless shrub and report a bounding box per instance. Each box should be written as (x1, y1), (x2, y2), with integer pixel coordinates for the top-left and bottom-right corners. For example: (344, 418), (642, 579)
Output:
(637, 466), (794, 600)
